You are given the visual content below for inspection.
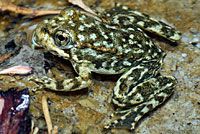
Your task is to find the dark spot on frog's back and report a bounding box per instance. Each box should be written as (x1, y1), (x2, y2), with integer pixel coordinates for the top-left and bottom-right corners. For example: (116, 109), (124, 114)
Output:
(143, 20), (160, 29)
(95, 60), (103, 69)
(118, 16), (130, 24)
(42, 27), (49, 33)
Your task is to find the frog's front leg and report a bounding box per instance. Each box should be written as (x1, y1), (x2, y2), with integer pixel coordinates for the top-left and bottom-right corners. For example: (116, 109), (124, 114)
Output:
(104, 62), (176, 131)
(31, 63), (92, 92)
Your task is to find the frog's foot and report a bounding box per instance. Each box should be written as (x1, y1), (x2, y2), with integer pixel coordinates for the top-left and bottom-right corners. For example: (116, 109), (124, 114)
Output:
(28, 76), (60, 90)
(104, 92), (168, 131)
(28, 63), (92, 91)
(104, 75), (176, 131)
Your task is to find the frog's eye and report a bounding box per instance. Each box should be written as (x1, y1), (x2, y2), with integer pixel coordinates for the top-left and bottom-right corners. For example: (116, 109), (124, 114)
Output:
(54, 30), (71, 47)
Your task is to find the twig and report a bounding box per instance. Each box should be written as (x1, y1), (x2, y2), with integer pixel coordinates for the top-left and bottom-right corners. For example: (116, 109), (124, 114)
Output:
(0, 1), (60, 17)
(52, 126), (58, 134)
(30, 120), (34, 134)
(32, 127), (39, 134)
(42, 95), (53, 134)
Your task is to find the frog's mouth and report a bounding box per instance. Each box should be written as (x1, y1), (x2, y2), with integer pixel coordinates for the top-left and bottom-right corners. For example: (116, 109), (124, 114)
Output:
(32, 32), (43, 49)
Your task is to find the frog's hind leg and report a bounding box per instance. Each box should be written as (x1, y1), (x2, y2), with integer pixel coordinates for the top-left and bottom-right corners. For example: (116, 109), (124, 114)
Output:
(104, 63), (176, 131)
(104, 6), (181, 42)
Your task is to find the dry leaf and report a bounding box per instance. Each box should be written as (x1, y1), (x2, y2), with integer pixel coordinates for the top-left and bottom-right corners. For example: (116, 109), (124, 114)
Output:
(68, 0), (98, 16)
(0, 65), (32, 74)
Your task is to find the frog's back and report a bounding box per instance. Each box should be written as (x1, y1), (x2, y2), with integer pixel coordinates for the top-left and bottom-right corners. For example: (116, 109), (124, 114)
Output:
(49, 8), (165, 74)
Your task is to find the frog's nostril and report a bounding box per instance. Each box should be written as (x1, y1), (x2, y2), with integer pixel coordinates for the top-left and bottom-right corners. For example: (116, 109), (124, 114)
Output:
(42, 27), (48, 33)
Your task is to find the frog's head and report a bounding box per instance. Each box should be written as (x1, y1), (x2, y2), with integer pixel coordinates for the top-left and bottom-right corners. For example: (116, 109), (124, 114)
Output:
(32, 7), (81, 60)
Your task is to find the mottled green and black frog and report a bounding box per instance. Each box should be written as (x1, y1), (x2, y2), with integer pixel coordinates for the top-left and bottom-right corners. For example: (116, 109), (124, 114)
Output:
(32, 5), (181, 131)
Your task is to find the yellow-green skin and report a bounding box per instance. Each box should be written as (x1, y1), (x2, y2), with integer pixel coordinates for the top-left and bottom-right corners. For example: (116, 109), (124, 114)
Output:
(32, 6), (181, 131)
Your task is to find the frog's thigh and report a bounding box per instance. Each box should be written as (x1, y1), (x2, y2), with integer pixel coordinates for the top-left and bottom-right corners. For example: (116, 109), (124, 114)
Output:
(32, 63), (92, 92)
(105, 75), (175, 130)
(113, 63), (161, 106)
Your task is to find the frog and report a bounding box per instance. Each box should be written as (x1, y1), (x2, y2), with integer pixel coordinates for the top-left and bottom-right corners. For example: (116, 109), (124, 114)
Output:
(31, 5), (181, 131)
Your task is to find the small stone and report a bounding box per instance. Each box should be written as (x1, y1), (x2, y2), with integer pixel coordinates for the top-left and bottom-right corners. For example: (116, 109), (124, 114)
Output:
(181, 53), (187, 57)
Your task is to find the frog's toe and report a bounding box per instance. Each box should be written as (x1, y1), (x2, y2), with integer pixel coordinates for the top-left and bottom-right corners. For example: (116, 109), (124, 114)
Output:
(104, 108), (138, 131)
(104, 118), (135, 131)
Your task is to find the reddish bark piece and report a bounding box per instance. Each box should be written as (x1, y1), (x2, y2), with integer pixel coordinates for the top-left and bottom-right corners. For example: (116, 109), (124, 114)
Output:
(0, 88), (31, 134)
